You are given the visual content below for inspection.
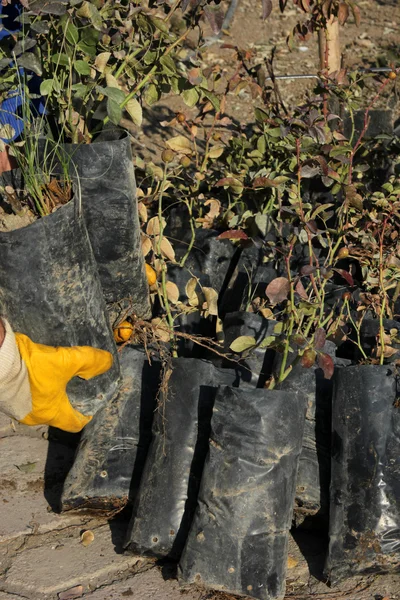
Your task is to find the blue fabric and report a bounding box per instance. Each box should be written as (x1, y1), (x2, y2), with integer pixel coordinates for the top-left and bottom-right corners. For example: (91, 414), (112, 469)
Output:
(0, 1), (45, 143)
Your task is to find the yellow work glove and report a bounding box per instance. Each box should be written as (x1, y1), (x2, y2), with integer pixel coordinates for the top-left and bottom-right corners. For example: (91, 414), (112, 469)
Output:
(0, 319), (113, 433)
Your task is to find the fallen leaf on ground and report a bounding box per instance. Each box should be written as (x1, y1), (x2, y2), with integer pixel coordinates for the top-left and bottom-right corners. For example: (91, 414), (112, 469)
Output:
(80, 530), (95, 547)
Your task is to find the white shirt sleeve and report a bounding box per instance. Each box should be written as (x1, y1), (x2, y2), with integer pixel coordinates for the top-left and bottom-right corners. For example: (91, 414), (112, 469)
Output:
(0, 319), (32, 421)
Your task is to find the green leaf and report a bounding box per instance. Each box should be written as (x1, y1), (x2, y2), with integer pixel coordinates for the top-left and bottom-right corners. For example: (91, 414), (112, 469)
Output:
(16, 461), (37, 473)
(144, 83), (160, 106)
(40, 79), (54, 96)
(103, 86), (126, 104)
(182, 87), (199, 107)
(107, 98), (122, 125)
(160, 55), (177, 75)
(166, 135), (192, 155)
(74, 60), (91, 76)
(200, 88), (220, 112)
(66, 21), (79, 45)
(265, 127), (282, 138)
(51, 53), (70, 67)
(17, 53), (42, 76)
(71, 83), (89, 99)
(230, 336), (256, 353)
(149, 15), (170, 34)
(257, 135), (266, 154)
(259, 335), (276, 349)
(76, 1), (103, 30)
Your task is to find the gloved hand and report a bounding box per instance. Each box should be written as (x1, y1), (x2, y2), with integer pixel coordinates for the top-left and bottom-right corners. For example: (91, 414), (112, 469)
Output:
(0, 318), (113, 433)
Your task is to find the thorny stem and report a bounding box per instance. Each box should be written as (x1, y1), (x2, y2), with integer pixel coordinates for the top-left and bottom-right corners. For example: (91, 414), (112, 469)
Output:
(348, 76), (392, 184)
(278, 246), (295, 384)
(378, 216), (389, 364)
(180, 198), (196, 268)
(157, 168), (178, 357)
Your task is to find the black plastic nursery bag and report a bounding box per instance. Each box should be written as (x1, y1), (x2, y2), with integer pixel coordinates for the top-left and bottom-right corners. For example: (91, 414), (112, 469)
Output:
(326, 365), (400, 583)
(179, 386), (307, 600)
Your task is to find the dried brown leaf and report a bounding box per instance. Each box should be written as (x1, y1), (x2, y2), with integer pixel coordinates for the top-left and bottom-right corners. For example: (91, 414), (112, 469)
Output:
(266, 277), (290, 304)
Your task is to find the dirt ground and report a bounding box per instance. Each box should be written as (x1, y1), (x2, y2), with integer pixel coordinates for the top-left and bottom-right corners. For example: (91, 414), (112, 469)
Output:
(1, 4), (400, 599)
(1, 410), (400, 600)
(132, 0), (400, 163)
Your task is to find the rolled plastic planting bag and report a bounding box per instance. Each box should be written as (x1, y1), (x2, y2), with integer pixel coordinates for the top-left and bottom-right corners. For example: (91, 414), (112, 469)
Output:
(0, 199), (120, 415)
(125, 358), (237, 559)
(62, 347), (160, 511)
(179, 386), (307, 600)
(326, 364), (400, 584)
(275, 341), (349, 526)
(42, 130), (151, 319)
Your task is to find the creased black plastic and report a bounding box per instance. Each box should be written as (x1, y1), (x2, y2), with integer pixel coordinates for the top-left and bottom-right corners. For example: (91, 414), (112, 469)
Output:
(167, 264), (216, 358)
(223, 312), (277, 387)
(0, 200), (120, 415)
(61, 347), (160, 511)
(172, 229), (237, 294)
(124, 358), (237, 559)
(59, 131), (151, 318)
(326, 365), (400, 584)
(274, 342), (349, 526)
(219, 246), (276, 316)
(179, 386), (307, 600)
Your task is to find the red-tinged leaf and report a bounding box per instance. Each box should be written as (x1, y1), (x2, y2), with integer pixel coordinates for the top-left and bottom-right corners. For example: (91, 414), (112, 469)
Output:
(252, 177), (278, 188)
(315, 155), (329, 176)
(215, 177), (243, 188)
(300, 265), (317, 276)
(301, 349), (317, 368)
(334, 268), (354, 286)
(350, 3), (361, 26)
(295, 279), (308, 300)
(314, 327), (326, 350)
(337, 2), (349, 24)
(318, 352), (335, 379)
(306, 220), (318, 234)
(262, 0), (273, 19)
(292, 334), (307, 347)
(266, 277), (290, 304)
(188, 67), (202, 86)
(327, 167), (341, 182)
(217, 229), (249, 240)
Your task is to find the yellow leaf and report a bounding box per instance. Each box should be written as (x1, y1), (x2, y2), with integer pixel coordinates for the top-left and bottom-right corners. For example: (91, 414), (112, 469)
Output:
(202, 287), (218, 317)
(94, 52), (111, 73)
(141, 234), (152, 257)
(152, 318), (171, 342)
(287, 555), (298, 569)
(160, 237), (176, 262)
(166, 135), (192, 155)
(259, 308), (273, 319)
(106, 73), (121, 89)
(126, 98), (142, 127)
(208, 145), (225, 159)
(185, 277), (200, 307)
(81, 530), (95, 547)
(165, 281), (180, 304)
(146, 216), (166, 236)
(138, 202), (148, 223)
(230, 335), (256, 353)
